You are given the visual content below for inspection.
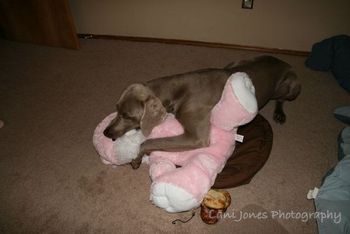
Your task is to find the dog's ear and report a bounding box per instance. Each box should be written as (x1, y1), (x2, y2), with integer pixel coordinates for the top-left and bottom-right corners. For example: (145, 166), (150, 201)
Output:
(118, 83), (149, 103)
(140, 96), (166, 137)
(277, 71), (301, 101)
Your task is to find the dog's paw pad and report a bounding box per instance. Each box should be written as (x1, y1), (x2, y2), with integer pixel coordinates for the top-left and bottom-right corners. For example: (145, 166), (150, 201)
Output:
(150, 182), (199, 213)
(273, 111), (286, 124)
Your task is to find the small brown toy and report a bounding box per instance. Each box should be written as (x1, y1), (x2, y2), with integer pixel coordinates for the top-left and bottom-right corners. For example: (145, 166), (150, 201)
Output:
(200, 189), (231, 224)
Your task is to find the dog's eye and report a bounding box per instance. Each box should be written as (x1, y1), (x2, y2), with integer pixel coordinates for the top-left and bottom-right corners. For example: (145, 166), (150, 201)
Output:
(119, 113), (126, 118)
(123, 115), (132, 120)
(120, 113), (133, 120)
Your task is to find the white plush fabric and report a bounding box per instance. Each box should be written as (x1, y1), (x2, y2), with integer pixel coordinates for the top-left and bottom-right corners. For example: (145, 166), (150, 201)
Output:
(230, 72), (257, 114)
(150, 183), (199, 213)
(114, 129), (146, 165)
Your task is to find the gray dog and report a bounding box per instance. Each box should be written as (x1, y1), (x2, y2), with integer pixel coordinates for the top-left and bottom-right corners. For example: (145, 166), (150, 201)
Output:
(103, 55), (301, 169)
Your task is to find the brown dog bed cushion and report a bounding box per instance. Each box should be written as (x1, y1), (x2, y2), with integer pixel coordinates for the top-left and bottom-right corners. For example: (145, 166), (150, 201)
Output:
(213, 114), (273, 189)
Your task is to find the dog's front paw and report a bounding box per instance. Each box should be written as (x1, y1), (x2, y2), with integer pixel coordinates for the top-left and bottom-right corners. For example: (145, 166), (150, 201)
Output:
(273, 110), (286, 124)
(131, 158), (142, 169)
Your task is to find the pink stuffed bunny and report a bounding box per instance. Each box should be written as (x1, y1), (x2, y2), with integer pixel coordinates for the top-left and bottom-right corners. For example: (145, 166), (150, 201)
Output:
(93, 72), (257, 212)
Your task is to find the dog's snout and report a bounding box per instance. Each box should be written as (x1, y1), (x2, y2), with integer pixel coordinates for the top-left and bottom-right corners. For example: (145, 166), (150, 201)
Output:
(103, 127), (119, 141)
(103, 113), (139, 140)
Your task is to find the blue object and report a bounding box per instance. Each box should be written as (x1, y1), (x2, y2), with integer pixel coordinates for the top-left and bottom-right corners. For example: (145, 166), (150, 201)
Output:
(338, 127), (350, 161)
(316, 109), (350, 233)
(315, 155), (350, 234)
(322, 126), (350, 183)
(306, 35), (350, 93)
(334, 106), (350, 160)
(334, 106), (350, 125)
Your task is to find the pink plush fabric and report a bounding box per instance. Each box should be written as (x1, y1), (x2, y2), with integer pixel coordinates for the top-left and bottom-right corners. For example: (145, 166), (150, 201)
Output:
(148, 74), (257, 212)
(93, 112), (118, 165)
(211, 72), (256, 129)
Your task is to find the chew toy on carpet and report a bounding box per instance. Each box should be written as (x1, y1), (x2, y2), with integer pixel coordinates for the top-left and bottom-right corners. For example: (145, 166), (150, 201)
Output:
(93, 72), (258, 212)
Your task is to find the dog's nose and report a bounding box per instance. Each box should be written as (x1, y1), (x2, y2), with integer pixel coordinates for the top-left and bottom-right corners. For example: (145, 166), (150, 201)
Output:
(103, 128), (112, 138)
(104, 128), (117, 141)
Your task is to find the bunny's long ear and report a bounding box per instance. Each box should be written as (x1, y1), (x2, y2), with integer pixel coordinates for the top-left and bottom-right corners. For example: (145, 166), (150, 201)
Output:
(140, 95), (166, 136)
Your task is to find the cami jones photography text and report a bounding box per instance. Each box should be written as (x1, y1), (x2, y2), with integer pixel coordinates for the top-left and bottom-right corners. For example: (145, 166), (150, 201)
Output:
(209, 209), (342, 224)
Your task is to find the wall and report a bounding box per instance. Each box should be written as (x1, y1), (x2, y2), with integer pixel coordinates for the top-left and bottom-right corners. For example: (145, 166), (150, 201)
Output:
(69, 0), (350, 51)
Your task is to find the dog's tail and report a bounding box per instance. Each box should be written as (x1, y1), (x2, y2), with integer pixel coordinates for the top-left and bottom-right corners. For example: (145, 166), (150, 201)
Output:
(224, 61), (237, 69)
(224, 59), (251, 70)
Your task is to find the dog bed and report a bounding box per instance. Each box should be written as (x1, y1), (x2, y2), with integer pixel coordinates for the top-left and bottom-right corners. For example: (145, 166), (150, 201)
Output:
(213, 114), (273, 189)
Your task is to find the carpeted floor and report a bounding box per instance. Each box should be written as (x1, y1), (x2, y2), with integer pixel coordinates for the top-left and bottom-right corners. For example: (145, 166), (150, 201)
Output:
(0, 38), (349, 234)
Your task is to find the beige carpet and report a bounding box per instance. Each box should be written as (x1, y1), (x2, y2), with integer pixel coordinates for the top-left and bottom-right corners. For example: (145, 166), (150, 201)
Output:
(0, 38), (349, 234)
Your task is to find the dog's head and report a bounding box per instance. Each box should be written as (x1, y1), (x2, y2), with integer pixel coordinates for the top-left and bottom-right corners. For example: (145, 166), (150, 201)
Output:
(103, 83), (166, 140)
